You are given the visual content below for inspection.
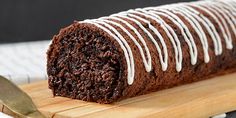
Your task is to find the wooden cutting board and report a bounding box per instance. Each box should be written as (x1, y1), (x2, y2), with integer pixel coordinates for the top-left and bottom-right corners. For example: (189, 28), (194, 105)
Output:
(1, 73), (236, 118)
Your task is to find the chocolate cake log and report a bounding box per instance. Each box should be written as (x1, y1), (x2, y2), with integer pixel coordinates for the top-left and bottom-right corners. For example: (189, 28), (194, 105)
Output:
(47, 0), (236, 103)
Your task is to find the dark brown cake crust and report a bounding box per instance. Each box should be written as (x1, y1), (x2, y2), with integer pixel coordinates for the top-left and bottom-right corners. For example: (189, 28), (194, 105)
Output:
(47, 1), (236, 103)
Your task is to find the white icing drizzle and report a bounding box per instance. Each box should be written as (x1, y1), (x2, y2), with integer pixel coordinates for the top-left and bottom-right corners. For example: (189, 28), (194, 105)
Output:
(180, 5), (223, 55)
(172, 5), (219, 55)
(146, 8), (198, 65)
(80, 20), (135, 85)
(208, 2), (236, 37)
(79, 0), (236, 85)
(109, 13), (169, 71)
(191, 3), (233, 50)
(200, 4), (234, 47)
(217, 0), (236, 16)
(126, 10), (183, 71)
(100, 16), (153, 72)
(206, 1), (236, 38)
(169, 6), (210, 63)
(222, 0), (236, 9)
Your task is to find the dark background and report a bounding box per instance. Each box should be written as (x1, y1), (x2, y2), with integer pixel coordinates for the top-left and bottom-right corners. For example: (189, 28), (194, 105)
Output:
(0, 0), (194, 44)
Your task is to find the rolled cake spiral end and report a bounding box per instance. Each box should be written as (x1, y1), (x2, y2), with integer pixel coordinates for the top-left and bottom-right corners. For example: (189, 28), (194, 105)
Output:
(47, 24), (126, 103)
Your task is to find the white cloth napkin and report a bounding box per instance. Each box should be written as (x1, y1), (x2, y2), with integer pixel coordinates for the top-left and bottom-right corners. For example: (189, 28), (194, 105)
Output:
(0, 40), (50, 85)
(0, 41), (50, 117)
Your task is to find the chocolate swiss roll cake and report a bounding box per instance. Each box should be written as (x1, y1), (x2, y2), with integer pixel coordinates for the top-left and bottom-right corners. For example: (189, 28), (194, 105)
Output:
(47, 0), (236, 103)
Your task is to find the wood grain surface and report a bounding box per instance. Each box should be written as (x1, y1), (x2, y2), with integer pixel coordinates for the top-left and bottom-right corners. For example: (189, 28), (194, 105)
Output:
(2, 73), (236, 118)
